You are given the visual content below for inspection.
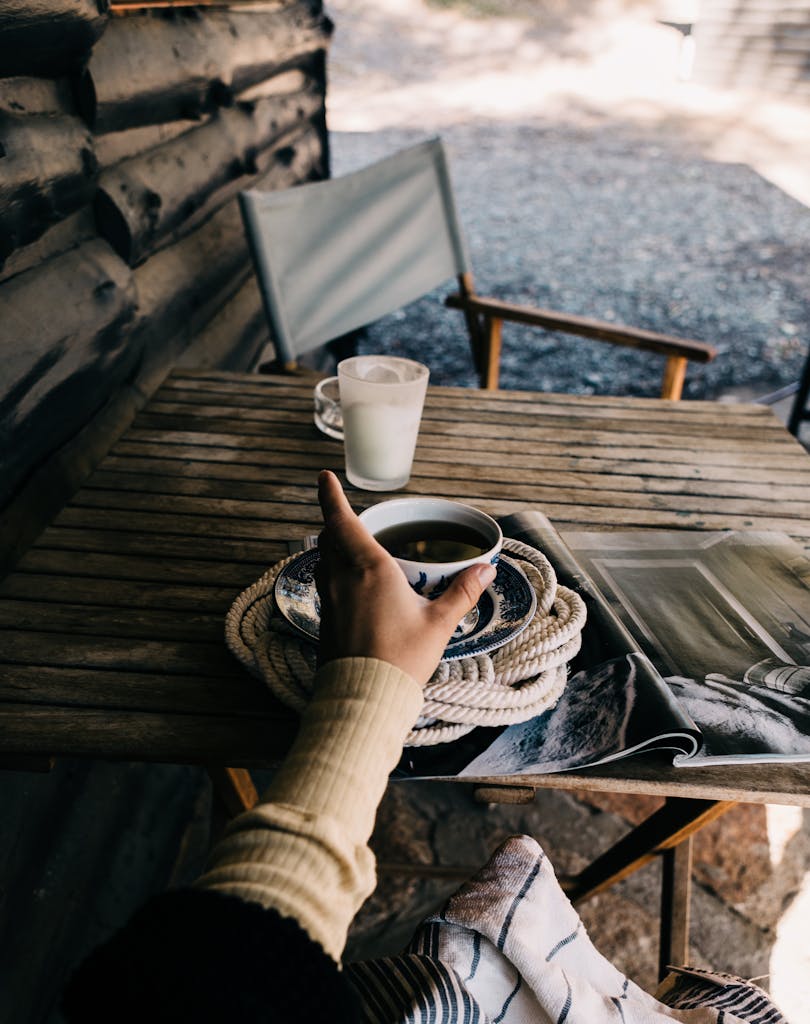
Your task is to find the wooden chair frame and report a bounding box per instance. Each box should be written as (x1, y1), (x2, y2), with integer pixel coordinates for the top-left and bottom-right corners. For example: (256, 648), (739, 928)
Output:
(242, 138), (716, 400)
(448, 272), (717, 400)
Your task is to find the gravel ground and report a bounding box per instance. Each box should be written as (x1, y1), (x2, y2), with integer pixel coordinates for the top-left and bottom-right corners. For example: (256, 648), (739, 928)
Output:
(331, 123), (810, 399)
(327, 2), (810, 401)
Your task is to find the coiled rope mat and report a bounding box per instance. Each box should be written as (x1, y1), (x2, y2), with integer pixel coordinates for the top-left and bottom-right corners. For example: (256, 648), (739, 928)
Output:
(225, 538), (587, 747)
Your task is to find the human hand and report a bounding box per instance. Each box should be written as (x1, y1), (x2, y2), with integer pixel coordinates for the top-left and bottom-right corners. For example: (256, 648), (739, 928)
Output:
(315, 471), (496, 686)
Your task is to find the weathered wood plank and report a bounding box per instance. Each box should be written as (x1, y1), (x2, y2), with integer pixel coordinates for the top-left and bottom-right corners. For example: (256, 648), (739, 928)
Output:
(0, 703), (294, 764)
(4, 371), (809, 779)
(58, 486), (810, 536)
(94, 454), (810, 503)
(89, 468), (329, 501)
(150, 384), (784, 430)
(151, 398), (788, 443)
(72, 487), (321, 519)
(109, 437), (810, 484)
(166, 371), (778, 419)
(416, 460), (810, 499)
(0, 600), (222, 643)
(0, 631), (236, 676)
(75, 3), (331, 132)
(75, 472), (809, 521)
(3, 696), (810, 803)
(143, 379), (782, 423)
(105, 454), (336, 480)
(32, 525), (285, 566)
(131, 408), (803, 456)
(14, 548), (267, 587)
(0, 348), (162, 579)
(116, 427), (810, 471)
(158, 378), (782, 428)
(52, 505), (324, 543)
(0, 574), (241, 612)
(133, 411), (317, 441)
(485, 758), (810, 808)
(146, 403), (788, 445)
(0, 663), (274, 715)
(0, 0), (109, 78)
(94, 456), (810, 514)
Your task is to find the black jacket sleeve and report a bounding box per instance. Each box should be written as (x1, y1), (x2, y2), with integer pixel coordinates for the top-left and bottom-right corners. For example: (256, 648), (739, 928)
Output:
(61, 889), (361, 1024)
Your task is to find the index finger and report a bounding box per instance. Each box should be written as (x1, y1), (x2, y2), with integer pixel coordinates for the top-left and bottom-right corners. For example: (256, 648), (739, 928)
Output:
(317, 470), (384, 563)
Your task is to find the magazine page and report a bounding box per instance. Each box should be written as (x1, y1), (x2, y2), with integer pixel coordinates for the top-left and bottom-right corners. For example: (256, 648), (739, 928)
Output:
(561, 529), (810, 766)
(395, 511), (700, 780)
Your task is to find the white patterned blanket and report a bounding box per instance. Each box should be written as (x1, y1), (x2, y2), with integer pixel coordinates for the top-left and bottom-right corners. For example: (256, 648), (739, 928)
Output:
(348, 836), (784, 1024)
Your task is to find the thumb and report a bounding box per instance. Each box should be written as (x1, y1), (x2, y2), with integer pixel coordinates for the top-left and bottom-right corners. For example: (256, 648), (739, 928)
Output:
(430, 563), (497, 629)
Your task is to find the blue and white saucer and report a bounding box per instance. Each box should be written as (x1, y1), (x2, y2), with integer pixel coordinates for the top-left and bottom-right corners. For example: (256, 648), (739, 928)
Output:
(273, 550), (537, 662)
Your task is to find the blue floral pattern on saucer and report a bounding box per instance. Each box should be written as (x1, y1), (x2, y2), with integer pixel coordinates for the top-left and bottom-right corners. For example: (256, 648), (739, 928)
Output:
(274, 550), (536, 662)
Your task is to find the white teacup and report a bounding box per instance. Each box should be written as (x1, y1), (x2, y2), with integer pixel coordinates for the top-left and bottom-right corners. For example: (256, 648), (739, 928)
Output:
(359, 497), (502, 599)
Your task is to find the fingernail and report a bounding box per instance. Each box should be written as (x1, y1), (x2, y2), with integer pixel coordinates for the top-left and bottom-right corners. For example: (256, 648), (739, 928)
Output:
(477, 563), (497, 586)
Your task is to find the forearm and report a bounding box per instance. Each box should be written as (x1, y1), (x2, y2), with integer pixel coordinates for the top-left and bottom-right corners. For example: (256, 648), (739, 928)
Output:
(195, 657), (423, 961)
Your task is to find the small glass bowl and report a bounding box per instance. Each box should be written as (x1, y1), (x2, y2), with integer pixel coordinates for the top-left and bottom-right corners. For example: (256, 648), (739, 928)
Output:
(313, 376), (344, 440)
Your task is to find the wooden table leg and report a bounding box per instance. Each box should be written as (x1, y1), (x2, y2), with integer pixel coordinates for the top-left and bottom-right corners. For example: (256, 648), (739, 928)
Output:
(205, 766), (260, 847)
(206, 766), (259, 818)
(561, 797), (736, 972)
(659, 837), (693, 980)
(561, 797), (735, 904)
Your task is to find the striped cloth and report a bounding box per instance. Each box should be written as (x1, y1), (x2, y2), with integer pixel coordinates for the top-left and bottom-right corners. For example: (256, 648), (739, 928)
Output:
(347, 836), (784, 1024)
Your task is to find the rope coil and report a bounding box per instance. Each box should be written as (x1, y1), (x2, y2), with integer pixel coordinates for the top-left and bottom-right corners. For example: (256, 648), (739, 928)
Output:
(225, 538), (586, 746)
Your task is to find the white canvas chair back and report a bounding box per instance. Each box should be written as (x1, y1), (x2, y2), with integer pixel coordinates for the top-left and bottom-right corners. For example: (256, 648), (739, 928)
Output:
(239, 138), (471, 365)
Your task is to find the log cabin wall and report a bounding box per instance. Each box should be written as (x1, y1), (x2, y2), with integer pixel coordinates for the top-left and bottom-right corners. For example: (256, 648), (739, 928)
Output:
(0, 0), (332, 572)
(692, 0), (810, 99)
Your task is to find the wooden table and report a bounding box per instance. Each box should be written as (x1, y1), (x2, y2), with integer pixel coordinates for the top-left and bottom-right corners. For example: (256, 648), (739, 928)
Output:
(3, 370), (810, 972)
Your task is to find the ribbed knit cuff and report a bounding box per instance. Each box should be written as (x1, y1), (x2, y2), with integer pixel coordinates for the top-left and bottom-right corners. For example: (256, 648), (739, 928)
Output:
(262, 657), (423, 837)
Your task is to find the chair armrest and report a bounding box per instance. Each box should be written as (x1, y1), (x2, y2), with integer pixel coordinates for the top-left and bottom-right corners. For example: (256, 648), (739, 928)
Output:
(446, 293), (717, 364)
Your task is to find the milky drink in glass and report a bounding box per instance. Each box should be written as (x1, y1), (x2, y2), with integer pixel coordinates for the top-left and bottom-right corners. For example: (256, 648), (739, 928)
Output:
(338, 356), (429, 491)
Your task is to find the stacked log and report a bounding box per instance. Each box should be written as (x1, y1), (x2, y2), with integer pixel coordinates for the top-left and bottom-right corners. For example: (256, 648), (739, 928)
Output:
(0, 112), (97, 263)
(177, 274), (270, 372)
(74, 3), (329, 131)
(0, 240), (137, 506)
(692, 0), (810, 98)
(0, 1), (332, 560)
(96, 85), (324, 264)
(0, 0), (110, 78)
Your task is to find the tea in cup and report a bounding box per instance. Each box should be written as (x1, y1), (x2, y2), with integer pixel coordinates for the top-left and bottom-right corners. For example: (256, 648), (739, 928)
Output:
(359, 497), (502, 598)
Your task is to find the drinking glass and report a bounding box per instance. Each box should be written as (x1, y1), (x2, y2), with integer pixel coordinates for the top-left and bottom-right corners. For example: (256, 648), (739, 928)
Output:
(337, 355), (429, 491)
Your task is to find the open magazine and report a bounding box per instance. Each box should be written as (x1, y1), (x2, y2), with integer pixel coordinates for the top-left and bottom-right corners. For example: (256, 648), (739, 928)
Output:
(395, 511), (810, 780)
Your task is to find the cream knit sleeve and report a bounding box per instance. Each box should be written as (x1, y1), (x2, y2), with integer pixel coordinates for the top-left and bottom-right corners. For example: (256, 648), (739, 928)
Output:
(194, 657), (424, 962)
